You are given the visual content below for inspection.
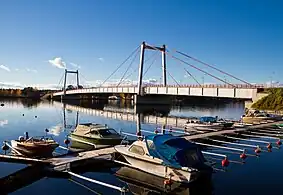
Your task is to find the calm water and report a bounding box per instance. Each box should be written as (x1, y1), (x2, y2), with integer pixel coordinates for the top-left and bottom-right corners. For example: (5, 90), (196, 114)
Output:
(0, 99), (282, 195)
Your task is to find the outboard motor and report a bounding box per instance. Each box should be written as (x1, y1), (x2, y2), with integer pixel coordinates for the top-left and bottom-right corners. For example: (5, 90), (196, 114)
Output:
(24, 132), (29, 140)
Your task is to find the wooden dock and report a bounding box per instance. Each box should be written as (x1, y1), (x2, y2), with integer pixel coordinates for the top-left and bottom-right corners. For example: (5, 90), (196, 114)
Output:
(46, 147), (116, 167)
(182, 121), (281, 140)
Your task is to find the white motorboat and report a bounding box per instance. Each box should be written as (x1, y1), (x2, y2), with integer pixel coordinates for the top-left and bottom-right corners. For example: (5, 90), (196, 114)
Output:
(114, 134), (212, 184)
(184, 116), (234, 131)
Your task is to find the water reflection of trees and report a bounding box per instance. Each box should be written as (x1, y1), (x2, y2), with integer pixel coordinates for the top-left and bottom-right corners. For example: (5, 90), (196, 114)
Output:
(20, 98), (41, 109)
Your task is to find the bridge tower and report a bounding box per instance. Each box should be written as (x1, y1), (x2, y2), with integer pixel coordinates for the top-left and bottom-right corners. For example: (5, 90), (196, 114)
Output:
(138, 42), (167, 95)
(63, 69), (80, 96)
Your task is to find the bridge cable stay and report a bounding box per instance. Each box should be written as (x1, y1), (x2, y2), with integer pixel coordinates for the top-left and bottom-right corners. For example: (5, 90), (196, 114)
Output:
(99, 45), (140, 87)
(183, 68), (202, 86)
(118, 50), (159, 86)
(158, 47), (236, 87)
(148, 53), (180, 86)
(170, 53), (235, 87)
(142, 51), (159, 78)
(116, 48), (140, 87)
(78, 72), (90, 87)
(56, 73), (65, 90)
(172, 49), (253, 87)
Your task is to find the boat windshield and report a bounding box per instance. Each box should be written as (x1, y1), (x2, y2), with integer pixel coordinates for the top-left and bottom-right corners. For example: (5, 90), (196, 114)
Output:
(98, 128), (119, 136)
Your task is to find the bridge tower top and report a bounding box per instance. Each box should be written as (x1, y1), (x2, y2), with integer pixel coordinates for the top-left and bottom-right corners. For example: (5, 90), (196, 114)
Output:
(63, 69), (80, 95)
(138, 42), (167, 95)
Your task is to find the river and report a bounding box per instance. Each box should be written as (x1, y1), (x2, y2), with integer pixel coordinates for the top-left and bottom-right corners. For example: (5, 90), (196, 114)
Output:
(0, 99), (281, 195)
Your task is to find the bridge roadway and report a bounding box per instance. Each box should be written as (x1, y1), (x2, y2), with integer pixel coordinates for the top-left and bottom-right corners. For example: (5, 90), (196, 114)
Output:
(53, 84), (262, 100)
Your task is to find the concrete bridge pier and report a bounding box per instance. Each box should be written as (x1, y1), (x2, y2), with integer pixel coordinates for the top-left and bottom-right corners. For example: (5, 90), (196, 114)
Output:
(134, 94), (171, 105)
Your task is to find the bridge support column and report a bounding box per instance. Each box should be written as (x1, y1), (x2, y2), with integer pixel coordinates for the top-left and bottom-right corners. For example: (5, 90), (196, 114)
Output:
(162, 44), (167, 86)
(137, 42), (146, 95)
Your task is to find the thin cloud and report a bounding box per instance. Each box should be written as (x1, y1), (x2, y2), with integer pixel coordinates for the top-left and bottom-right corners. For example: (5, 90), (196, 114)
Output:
(0, 120), (8, 127)
(98, 57), (104, 62)
(15, 68), (20, 71)
(70, 62), (81, 69)
(0, 65), (11, 72)
(26, 68), (38, 73)
(48, 57), (66, 69)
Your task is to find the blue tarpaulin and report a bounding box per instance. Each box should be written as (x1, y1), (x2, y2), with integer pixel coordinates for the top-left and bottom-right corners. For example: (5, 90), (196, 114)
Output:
(145, 134), (205, 168)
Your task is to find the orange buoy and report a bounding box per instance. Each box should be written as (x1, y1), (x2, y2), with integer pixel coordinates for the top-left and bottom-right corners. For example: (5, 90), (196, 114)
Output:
(221, 157), (229, 167)
(255, 147), (261, 154)
(164, 179), (173, 185)
(267, 143), (272, 149)
(276, 140), (282, 146)
(240, 153), (247, 160)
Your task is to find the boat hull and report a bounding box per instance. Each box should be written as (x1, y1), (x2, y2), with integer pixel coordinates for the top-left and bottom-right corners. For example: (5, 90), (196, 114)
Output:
(114, 146), (209, 184)
(11, 140), (58, 157)
(70, 134), (123, 146)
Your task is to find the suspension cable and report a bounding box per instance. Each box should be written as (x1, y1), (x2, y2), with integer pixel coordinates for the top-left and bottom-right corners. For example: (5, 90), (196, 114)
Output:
(183, 68), (201, 86)
(119, 51), (159, 86)
(116, 49), (139, 87)
(57, 73), (65, 90)
(147, 43), (234, 87)
(99, 45), (140, 87)
(171, 54), (235, 87)
(143, 52), (159, 77)
(173, 49), (253, 86)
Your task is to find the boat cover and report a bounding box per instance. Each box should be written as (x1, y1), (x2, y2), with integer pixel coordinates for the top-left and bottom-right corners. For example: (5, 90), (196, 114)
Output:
(145, 134), (205, 168)
(199, 116), (217, 123)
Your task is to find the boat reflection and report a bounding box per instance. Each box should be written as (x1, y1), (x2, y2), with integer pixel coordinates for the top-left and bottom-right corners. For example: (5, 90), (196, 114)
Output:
(115, 166), (214, 195)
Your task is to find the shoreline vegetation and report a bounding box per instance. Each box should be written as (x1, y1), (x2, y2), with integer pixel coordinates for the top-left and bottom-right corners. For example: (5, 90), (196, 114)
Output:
(252, 88), (283, 111)
(0, 87), (55, 99)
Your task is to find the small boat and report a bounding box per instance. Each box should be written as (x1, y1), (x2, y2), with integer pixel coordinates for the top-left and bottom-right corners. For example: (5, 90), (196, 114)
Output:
(114, 134), (213, 184)
(70, 123), (123, 146)
(242, 109), (282, 124)
(184, 116), (234, 131)
(11, 132), (59, 157)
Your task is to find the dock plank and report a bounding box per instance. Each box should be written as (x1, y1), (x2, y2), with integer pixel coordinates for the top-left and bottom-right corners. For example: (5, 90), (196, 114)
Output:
(182, 121), (281, 140)
(47, 147), (116, 166)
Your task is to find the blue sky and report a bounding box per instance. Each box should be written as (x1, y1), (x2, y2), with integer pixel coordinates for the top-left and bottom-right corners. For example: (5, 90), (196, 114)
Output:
(0, 0), (282, 88)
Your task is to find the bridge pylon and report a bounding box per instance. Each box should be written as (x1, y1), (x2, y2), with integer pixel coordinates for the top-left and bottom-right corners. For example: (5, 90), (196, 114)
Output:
(63, 69), (80, 96)
(138, 42), (167, 95)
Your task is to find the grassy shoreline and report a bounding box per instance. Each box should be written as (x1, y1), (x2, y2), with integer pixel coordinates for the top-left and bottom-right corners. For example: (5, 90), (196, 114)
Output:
(252, 88), (283, 111)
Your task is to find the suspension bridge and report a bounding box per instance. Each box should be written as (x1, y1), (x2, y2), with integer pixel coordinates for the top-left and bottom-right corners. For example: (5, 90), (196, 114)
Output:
(51, 42), (268, 105)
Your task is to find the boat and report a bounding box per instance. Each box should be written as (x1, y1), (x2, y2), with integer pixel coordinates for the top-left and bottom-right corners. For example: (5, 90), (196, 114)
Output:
(70, 123), (124, 146)
(10, 132), (59, 157)
(242, 109), (282, 124)
(114, 134), (213, 184)
(184, 116), (234, 131)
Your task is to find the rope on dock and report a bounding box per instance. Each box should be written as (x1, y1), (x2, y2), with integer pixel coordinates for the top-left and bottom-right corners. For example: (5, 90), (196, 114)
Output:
(67, 171), (128, 193)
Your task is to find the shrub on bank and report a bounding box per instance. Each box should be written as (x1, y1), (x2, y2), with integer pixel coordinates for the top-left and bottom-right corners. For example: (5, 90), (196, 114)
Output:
(252, 88), (283, 110)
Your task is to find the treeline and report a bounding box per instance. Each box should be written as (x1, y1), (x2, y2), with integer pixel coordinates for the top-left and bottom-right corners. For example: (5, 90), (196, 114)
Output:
(0, 87), (56, 98)
(252, 88), (283, 110)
